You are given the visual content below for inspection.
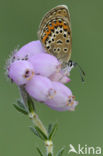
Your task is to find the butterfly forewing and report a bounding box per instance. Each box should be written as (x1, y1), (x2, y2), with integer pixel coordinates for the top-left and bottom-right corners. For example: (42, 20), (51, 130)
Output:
(38, 5), (72, 65)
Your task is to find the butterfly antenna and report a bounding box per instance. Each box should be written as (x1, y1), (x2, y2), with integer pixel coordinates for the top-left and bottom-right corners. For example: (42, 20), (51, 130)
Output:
(73, 62), (85, 82)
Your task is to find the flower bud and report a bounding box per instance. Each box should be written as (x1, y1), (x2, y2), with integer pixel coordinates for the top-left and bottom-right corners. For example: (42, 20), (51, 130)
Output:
(28, 53), (61, 77)
(8, 60), (34, 85)
(13, 40), (46, 61)
(59, 76), (70, 83)
(25, 76), (56, 102)
(45, 82), (78, 111)
(47, 101), (78, 111)
(49, 72), (70, 83)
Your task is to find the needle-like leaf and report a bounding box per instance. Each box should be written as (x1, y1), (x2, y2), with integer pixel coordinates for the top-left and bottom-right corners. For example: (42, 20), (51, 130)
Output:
(13, 103), (28, 115)
(35, 126), (48, 140)
(56, 147), (65, 156)
(27, 94), (36, 112)
(36, 147), (44, 156)
(48, 123), (58, 139)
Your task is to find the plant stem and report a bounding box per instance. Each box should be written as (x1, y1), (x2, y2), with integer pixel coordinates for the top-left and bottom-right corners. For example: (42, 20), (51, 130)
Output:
(19, 86), (53, 155)
(45, 140), (53, 156)
(29, 111), (48, 137)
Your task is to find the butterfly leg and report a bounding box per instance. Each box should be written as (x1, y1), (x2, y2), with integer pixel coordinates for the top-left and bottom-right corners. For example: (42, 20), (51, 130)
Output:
(68, 60), (85, 82)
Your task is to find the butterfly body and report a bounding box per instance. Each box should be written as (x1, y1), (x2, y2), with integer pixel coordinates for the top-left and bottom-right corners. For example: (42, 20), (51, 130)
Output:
(38, 5), (72, 66)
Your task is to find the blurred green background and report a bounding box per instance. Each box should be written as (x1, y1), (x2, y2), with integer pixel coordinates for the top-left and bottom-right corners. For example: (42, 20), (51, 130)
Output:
(0, 0), (103, 155)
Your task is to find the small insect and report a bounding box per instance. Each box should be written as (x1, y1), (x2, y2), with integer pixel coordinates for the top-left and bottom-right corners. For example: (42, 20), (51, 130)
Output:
(38, 5), (85, 81)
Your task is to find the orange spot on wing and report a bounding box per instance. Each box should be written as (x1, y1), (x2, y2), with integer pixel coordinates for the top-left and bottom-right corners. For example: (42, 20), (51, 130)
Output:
(42, 29), (51, 43)
(52, 22), (58, 26)
(46, 30), (51, 35)
(56, 21), (60, 25)
(43, 36), (47, 43)
(49, 26), (54, 30)
(57, 21), (64, 26)
(63, 24), (68, 29)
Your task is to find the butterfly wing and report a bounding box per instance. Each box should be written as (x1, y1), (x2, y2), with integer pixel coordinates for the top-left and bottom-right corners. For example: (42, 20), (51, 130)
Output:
(38, 5), (72, 65)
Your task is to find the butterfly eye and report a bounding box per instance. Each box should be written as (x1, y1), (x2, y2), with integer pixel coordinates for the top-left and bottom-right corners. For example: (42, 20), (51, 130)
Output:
(70, 61), (72, 67)
(68, 60), (72, 67)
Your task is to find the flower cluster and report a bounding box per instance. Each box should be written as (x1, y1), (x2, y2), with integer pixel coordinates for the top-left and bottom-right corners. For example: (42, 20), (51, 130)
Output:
(7, 40), (78, 111)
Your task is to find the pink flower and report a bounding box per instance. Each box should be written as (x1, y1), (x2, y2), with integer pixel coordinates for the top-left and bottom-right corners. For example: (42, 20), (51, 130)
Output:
(7, 40), (78, 111)
(28, 53), (61, 77)
(8, 60), (34, 85)
(13, 40), (46, 61)
(25, 75), (56, 102)
(47, 102), (78, 111)
(45, 82), (78, 111)
(49, 71), (70, 84)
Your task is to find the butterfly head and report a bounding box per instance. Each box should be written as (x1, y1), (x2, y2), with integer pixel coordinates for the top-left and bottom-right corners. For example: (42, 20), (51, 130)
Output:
(67, 60), (85, 82)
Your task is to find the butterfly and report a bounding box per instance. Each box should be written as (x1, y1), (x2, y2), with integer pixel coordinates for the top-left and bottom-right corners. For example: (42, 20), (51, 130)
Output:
(38, 5), (85, 81)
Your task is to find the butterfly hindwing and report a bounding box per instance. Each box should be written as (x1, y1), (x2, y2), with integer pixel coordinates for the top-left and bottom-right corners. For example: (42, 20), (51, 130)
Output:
(38, 5), (72, 64)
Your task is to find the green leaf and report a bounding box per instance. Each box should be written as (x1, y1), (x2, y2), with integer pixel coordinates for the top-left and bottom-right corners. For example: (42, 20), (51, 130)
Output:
(48, 153), (53, 156)
(30, 126), (43, 140)
(30, 126), (47, 140)
(35, 126), (48, 140)
(13, 103), (28, 115)
(48, 123), (58, 139)
(56, 147), (65, 156)
(36, 147), (44, 156)
(48, 123), (53, 135)
(27, 95), (35, 112)
(17, 99), (26, 109)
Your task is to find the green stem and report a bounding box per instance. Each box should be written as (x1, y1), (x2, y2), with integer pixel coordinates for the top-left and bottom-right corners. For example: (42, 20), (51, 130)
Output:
(29, 111), (48, 137)
(19, 86), (53, 155)
(45, 140), (53, 156)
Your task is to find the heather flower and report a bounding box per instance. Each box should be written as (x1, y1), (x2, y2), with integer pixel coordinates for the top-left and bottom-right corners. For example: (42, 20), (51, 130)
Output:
(45, 82), (78, 111)
(28, 53), (61, 77)
(7, 40), (78, 112)
(8, 60), (34, 85)
(46, 102), (78, 111)
(25, 75), (56, 102)
(13, 40), (46, 61)
(49, 71), (70, 84)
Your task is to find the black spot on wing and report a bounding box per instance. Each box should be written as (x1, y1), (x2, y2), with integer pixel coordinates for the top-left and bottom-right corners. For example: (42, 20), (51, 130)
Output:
(57, 40), (63, 44)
